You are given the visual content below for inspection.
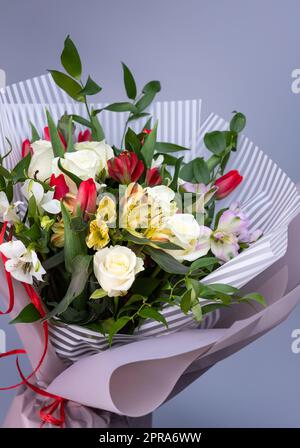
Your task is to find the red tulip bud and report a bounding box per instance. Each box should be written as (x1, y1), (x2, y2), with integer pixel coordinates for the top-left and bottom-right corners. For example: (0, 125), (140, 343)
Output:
(107, 151), (144, 184)
(50, 174), (69, 200)
(214, 170), (243, 199)
(78, 129), (92, 142)
(74, 178), (97, 220)
(44, 126), (67, 149)
(22, 139), (32, 157)
(143, 129), (152, 135)
(145, 167), (162, 186)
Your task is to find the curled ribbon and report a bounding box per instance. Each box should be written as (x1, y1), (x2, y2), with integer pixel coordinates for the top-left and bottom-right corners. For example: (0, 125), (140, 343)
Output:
(0, 221), (65, 428)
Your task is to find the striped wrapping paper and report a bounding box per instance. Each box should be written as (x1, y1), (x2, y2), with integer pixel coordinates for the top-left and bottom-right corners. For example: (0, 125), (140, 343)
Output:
(0, 74), (299, 363)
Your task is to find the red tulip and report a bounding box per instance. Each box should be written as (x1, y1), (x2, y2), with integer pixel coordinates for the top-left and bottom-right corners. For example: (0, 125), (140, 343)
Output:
(74, 178), (97, 220)
(143, 128), (152, 135)
(50, 174), (69, 200)
(22, 139), (32, 157)
(78, 129), (92, 142)
(44, 126), (67, 149)
(145, 167), (162, 186)
(214, 170), (243, 199)
(107, 151), (144, 184)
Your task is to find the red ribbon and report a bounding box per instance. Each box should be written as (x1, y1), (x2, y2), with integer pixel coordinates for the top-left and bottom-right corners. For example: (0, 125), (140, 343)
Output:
(0, 221), (66, 428)
(16, 358), (65, 428)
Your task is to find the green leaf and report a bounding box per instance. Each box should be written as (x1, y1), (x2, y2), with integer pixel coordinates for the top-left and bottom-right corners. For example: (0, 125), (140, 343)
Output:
(169, 156), (184, 191)
(138, 307), (167, 327)
(12, 153), (31, 182)
(61, 35), (82, 79)
(61, 202), (87, 273)
(30, 122), (40, 142)
(66, 115), (74, 152)
(128, 112), (150, 123)
(46, 110), (65, 157)
(230, 112), (246, 133)
(125, 127), (142, 153)
(204, 131), (227, 155)
(108, 316), (131, 345)
(45, 255), (92, 319)
(141, 121), (158, 167)
(22, 222), (41, 241)
(90, 288), (108, 300)
(190, 257), (219, 272)
(123, 231), (182, 250)
(242, 293), (266, 306)
(191, 302), (202, 321)
(122, 62), (137, 100)
(80, 76), (102, 96)
(71, 114), (92, 128)
(0, 165), (12, 179)
(144, 246), (189, 275)
(10, 303), (41, 324)
(131, 278), (160, 296)
(192, 158), (210, 184)
(135, 92), (156, 113)
(155, 142), (190, 153)
(142, 80), (161, 94)
(90, 112), (105, 141)
(180, 289), (192, 314)
(42, 250), (64, 270)
(207, 283), (238, 294)
(49, 70), (84, 102)
(179, 160), (195, 182)
(103, 102), (138, 113)
(58, 158), (81, 188)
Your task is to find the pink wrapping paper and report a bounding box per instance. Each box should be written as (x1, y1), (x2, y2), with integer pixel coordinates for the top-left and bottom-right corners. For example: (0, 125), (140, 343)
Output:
(2, 193), (300, 427)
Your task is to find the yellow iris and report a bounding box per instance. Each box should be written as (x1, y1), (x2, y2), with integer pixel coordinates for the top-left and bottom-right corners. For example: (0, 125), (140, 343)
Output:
(86, 219), (110, 250)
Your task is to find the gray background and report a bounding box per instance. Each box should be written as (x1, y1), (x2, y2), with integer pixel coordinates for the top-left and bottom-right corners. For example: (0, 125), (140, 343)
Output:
(0, 0), (300, 427)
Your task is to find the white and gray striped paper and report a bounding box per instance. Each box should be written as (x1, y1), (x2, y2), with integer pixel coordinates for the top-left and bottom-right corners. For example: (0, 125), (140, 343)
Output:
(0, 74), (299, 363)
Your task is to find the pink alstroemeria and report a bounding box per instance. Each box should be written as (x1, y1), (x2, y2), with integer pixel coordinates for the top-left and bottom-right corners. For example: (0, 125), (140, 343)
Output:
(74, 178), (97, 220)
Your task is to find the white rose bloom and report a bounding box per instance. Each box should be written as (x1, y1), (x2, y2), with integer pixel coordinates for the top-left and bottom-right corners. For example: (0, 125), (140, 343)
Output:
(28, 140), (54, 182)
(93, 245), (144, 297)
(164, 213), (211, 261)
(74, 140), (114, 173)
(0, 240), (46, 284)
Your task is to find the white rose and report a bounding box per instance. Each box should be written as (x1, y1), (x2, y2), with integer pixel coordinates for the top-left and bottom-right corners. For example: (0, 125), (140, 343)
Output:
(93, 245), (144, 297)
(164, 213), (211, 261)
(74, 140), (114, 173)
(28, 140), (54, 181)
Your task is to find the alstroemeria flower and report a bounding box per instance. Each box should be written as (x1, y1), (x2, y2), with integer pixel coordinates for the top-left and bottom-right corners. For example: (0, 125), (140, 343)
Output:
(22, 139), (32, 158)
(78, 129), (92, 142)
(74, 178), (97, 220)
(0, 192), (22, 223)
(22, 179), (61, 214)
(50, 174), (69, 200)
(107, 151), (144, 184)
(0, 240), (46, 284)
(210, 231), (240, 262)
(145, 167), (162, 186)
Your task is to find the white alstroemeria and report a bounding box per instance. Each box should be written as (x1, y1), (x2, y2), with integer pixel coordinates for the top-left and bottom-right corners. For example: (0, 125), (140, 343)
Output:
(22, 179), (61, 215)
(0, 191), (22, 223)
(0, 240), (46, 284)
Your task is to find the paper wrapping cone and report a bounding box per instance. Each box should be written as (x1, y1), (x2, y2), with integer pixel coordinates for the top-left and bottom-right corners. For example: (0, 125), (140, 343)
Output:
(1, 203), (298, 425)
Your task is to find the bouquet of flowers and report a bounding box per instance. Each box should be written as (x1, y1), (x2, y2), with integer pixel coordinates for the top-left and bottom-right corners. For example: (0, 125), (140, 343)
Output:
(0, 36), (300, 427)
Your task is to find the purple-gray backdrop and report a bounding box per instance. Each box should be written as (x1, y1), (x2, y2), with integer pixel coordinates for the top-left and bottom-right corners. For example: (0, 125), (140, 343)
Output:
(0, 0), (300, 427)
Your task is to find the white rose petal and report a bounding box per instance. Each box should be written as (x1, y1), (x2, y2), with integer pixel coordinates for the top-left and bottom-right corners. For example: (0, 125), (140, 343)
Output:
(93, 245), (144, 297)
(28, 140), (54, 182)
